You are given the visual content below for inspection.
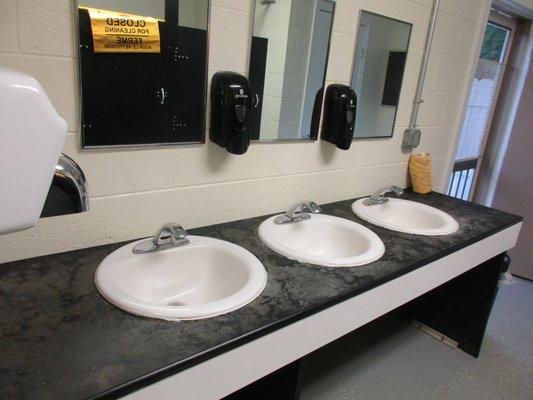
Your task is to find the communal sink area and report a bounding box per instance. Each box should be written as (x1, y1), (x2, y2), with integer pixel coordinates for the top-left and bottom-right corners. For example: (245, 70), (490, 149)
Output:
(0, 191), (523, 400)
(95, 235), (267, 321)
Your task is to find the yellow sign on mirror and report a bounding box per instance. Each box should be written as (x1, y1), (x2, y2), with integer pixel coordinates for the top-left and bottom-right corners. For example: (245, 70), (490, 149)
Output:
(87, 8), (160, 53)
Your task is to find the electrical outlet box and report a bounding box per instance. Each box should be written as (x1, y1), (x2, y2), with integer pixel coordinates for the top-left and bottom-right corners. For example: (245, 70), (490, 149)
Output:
(402, 128), (421, 148)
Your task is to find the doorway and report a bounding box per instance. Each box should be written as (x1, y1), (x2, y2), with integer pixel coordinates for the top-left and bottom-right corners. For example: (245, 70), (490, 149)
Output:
(447, 11), (515, 201)
(491, 54), (533, 280)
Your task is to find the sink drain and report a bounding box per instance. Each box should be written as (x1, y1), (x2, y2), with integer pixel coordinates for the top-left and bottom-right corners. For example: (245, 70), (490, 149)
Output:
(167, 300), (187, 307)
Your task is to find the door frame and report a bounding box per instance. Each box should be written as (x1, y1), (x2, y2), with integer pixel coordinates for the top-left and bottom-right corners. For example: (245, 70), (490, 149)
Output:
(468, 11), (516, 201)
(450, 11), (516, 201)
(473, 16), (533, 205)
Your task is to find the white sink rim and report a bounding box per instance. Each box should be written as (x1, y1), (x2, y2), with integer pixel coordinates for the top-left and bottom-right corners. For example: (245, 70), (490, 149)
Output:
(352, 198), (459, 236)
(95, 235), (267, 321)
(258, 214), (385, 267)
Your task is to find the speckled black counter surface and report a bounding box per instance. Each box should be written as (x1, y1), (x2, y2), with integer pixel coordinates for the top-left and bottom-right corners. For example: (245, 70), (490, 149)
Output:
(0, 191), (522, 400)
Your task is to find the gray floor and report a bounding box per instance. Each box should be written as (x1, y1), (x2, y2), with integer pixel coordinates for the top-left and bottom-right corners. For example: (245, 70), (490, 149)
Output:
(300, 277), (533, 400)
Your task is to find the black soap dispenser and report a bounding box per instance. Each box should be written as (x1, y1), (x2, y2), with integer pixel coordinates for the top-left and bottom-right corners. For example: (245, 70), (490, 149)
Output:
(321, 84), (357, 150)
(210, 71), (252, 155)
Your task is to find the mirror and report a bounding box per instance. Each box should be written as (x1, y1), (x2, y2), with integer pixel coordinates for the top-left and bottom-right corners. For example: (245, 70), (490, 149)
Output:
(249, 0), (335, 141)
(351, 11), (412, 139)
(76, 0), (209, 148)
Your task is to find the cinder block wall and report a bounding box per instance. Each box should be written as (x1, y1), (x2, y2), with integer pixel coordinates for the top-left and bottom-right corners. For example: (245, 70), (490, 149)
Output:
(0, 0), (489, 262)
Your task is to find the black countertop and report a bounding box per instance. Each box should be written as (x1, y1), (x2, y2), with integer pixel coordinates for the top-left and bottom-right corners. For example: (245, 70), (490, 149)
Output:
(0, 192), (522, 400)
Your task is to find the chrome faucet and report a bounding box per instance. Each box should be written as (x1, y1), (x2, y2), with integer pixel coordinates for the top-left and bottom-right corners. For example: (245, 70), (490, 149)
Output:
(363, 185), (404, 206)
(133, 222), (190, 254)
(41, 154), (89, 217)
(55, 153), (89, 210)
(274, 201), (321, 224)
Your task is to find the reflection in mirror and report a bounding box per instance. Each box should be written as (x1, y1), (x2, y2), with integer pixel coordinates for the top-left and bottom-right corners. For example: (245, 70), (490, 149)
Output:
(249, 0), (334, 141)
(77, 0), (209, 148)
(351, 11), (412, 139)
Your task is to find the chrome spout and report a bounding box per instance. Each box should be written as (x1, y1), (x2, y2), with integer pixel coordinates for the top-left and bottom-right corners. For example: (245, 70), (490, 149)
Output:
(133, 223), (190, 254)
(274, 201), (322, 224)
(363, 185), (404, 206)
(54, 154), (89, 212)
(41, 154), (89, 217)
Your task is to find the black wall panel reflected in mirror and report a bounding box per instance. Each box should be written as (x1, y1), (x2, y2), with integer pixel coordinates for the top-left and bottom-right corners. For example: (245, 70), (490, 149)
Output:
(382, 51), (407, 107)
(351, 11), (412, 139)
(249, 36), (268, 140)
(248, 0), (335, 141)
(77, 0), (209, 148)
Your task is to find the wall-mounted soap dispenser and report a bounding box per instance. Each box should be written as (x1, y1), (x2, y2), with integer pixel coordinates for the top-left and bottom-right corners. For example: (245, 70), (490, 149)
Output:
(321, 84), (357, 150)
(210, 71), (252, 155)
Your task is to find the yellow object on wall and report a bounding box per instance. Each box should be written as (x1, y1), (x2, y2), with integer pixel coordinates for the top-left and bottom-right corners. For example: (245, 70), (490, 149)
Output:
(409, 153), (433, 194)
(87, 8), (160, 53)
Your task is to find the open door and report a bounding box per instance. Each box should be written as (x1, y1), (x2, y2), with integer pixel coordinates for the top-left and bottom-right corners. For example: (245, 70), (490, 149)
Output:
(491, 55), (533, 280)
(447, 12), (515, 200)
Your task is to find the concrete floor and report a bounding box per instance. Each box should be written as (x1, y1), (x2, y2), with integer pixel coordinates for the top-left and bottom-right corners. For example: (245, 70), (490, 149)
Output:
(300, 278), (533, 400)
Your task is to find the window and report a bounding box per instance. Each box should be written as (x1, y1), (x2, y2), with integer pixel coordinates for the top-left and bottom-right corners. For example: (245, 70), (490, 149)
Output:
(480, 23), (510, 63)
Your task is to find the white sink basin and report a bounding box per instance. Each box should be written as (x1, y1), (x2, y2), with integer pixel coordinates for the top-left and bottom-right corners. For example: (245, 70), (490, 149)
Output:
(352, 198), (459, 236)
(95, 236), (267, 321)
(258, 214), (384, 267)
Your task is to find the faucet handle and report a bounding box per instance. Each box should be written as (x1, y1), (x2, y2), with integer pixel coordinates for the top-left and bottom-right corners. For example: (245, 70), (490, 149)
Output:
(133, 222), (189, 254)
(153, 223), (188, 246)
(363, 185), (404, 206)
(274, 201), (321, 224)
(303, 201), (322, 214)
(390, 185), (404, 196)
(287, 201), (321, 218)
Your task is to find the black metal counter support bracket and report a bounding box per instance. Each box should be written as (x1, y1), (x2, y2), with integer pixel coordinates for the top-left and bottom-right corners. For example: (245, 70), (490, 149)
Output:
(223, 360), (302, 400)
(401, 252), (506, 358)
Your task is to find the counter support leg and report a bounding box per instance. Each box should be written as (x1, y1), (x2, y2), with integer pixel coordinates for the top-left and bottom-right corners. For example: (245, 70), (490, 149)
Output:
(403, 253), (505, 357)
(222, 360), (302, 400)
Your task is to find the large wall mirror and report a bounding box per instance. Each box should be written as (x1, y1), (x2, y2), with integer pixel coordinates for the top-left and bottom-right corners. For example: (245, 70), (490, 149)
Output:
(249, 0), (335, 141)
(77, 0), (209, 148)
(351, 11), (412, 139)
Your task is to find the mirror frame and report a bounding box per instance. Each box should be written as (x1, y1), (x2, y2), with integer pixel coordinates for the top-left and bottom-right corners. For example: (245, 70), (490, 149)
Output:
(350, 10), (412, 140)
(247, 0), (336, 143)
(74, 0), (211, 150)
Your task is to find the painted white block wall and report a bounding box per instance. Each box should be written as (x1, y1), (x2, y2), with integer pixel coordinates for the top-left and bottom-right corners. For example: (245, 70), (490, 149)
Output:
(278, 0), (315, 138)
(253, 0), (292, 139)
(0, 0), (488, 263)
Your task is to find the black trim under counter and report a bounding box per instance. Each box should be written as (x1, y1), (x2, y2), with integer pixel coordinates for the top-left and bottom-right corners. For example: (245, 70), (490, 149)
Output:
(0, 191), (522, 400)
